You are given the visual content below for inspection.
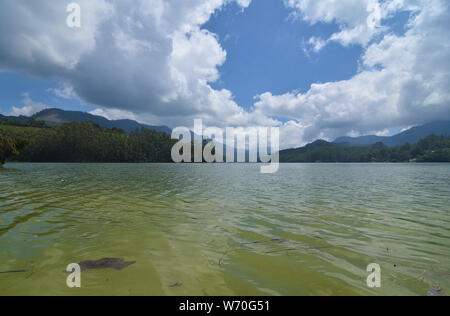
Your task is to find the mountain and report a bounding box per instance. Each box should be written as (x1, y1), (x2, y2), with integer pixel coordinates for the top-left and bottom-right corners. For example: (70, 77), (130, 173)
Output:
(32, 108), (172, 134)
(304, 139), (335, 148)
(280, 140), (337, 162)
(334, 121), (450, 147)
(0, 113), (30, 123)
(280, 135), (450, 163)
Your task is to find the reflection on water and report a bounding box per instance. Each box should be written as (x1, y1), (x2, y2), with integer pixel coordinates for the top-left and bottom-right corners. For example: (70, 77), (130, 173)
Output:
(0, 163), (449, 296)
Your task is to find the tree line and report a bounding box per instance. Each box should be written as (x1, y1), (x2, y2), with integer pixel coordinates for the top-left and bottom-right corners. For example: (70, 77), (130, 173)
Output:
(1, 117), (449, 165)
(0, 120), (176, 164)
(280, 135), (450, 163)
(0, 136), (28, 166)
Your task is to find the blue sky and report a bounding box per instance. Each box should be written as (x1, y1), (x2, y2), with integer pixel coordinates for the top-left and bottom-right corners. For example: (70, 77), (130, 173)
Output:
(205, 0), (363, 109)
(0, 0), (448, 147)
(0, 72), (94, 114)
(1, 0), (363, 115)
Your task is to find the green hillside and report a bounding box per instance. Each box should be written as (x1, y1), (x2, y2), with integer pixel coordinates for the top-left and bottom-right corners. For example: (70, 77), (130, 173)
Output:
(0, 120), (175, 164)
(280, 135), (450, 163)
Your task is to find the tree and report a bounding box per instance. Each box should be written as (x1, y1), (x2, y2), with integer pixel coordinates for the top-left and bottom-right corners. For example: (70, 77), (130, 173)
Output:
(0, 136), (27, 165)
(280, 135), (450, 163)
(4, 121), (176, 163)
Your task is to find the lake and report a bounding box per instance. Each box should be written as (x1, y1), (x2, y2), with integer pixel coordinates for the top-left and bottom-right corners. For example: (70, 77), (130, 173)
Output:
(0, 163), (449, 296)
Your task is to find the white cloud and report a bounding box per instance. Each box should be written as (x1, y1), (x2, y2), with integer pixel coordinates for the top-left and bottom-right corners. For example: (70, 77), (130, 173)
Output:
(285, 0), (385, 48)
(375, 129), (390, 137)
(89, 108), (138, 122)
(10, 93), (49, 116)
(0, 0), (449, 149)
(47, 83), (76, 100)
(303, 37), (328, 55)
(0, 0), (113, 74)
(235, 0), (252, 8)
(0, 0), (252, 128)
(255, 0), (450, 144)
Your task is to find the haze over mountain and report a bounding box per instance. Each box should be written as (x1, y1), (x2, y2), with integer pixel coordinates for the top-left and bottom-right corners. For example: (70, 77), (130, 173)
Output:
(32, 109), (171, 134)
(0, 113), (29, 122)
(3, 109), (449, 150)
(334, 122), (450, 147)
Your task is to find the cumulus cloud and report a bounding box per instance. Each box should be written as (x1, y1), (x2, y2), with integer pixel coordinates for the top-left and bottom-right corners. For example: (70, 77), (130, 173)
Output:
(10, 93), (50, 116)
(47, 83), (76, 100)
(0, 0), (252, 128)
(89, 108), (138, 122)
(285, 0), (385, 48)
(0, 0), (449, 149)
(0, 0), (113, 75)
(302, 36), (328, 55)
(255, 0), (450, 144)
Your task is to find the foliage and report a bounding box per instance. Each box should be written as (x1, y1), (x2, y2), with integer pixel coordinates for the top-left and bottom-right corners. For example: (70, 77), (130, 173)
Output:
(1, 118), (448, 164)
(0, 136), (28, 165)
(0, 121), (176, 163)
(280, 135), (450, 163)
(0, 116), (46, 128)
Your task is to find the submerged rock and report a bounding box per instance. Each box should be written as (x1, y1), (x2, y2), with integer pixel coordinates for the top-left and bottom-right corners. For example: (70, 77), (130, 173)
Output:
(78, 258), (136, 271)
(169, 282), (184, 288)
(427, 287), (442, 297)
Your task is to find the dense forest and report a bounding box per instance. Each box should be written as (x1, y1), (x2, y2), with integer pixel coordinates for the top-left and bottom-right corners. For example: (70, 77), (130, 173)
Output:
(0, 118), (176, 163)
(1, 116), (449, 164)
(280, 136), (450, 163)
(0, 135), (28, 165)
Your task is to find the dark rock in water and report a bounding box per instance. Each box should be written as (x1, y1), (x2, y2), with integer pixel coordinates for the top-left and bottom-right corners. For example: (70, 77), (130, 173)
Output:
(427, 287), (442, 297)
(78, 258), (136, 271)
(169, 282), (183, 288)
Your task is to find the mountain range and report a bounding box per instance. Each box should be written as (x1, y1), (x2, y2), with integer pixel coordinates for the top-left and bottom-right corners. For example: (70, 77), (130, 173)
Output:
(334, 121), (450, 147)
(1, 109), (449, 149)
(28, 108), (172, 134)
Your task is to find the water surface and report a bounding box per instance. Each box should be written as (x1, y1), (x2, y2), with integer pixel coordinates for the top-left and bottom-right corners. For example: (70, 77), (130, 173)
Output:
(0, 163), (449, 296)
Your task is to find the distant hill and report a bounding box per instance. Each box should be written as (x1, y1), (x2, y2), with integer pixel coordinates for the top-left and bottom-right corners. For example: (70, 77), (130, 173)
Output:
(32, 108), (172, 134)
(304, 139), (335, 148)
(334, 121), (450, 147)
(1, 121), (175, 163)
(280, 135), (450, 163)
(280, 140), (338, 162)
(0, 113), (29, 123)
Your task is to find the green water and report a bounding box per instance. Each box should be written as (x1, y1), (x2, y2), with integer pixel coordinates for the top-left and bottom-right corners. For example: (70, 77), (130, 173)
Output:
(0, 163), (449, 296)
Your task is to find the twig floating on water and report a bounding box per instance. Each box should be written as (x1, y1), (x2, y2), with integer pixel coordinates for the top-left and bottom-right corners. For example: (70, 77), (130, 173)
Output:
(264, 245), (336, 254)
(239, 238), (288, 246)
(0, 270), (28, 274)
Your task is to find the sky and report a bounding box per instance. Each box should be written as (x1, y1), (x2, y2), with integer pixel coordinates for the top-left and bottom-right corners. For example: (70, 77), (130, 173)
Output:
(0, 0), (449, 149)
